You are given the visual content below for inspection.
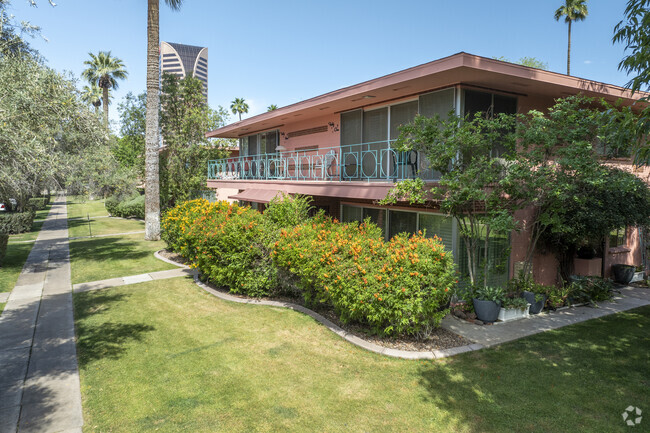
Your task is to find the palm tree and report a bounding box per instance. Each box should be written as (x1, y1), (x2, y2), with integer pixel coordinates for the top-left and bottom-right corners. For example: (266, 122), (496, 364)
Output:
(144, 0), (183, 241)
(81, 84), (103, 115)
(230, 98), (249, 121)
(554, 0), (588, 76)
(82, 51), (128, 126)
(267, 104), (278, 111)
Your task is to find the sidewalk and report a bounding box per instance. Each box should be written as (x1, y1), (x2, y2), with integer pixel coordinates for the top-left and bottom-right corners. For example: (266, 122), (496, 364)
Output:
(441, 286), (650, 347)
(0, 196), (83, 433)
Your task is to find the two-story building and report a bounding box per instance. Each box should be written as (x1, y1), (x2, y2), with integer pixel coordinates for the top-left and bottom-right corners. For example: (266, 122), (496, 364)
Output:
(205, 52), (649, 287)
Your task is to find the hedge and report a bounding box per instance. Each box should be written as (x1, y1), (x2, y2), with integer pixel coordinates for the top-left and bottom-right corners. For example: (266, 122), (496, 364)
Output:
(105, 195), (145, 219)
(27, 197), (48, 211)
(0, 233), (7, 266)
(0, 211), (35, 234)
(162, 198), (457, 337)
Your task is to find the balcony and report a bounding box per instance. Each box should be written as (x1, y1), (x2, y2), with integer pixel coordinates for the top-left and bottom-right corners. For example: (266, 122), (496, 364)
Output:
(207, 141), (439, 183)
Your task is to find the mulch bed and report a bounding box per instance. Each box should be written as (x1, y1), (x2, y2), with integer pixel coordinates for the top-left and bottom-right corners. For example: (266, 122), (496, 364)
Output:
(158, 249), (473, 352)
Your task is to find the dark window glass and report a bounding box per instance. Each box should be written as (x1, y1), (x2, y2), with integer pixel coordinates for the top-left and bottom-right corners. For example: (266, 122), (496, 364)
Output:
(341, 110), (362, 146)
(388, 210), (417, 239)
(390, 101), (419, 140)
(464, 90), (492, 118)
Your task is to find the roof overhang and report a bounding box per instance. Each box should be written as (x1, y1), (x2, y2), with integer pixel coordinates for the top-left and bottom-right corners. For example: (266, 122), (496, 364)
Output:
(228, 189), (286, 203)
(207, 52), (649, 139)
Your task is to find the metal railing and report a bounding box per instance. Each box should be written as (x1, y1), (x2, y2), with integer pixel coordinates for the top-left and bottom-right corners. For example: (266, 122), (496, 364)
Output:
(207, 141), (440, 182)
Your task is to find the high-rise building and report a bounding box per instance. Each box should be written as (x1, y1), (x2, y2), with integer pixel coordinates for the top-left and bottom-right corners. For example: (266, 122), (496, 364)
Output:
(160, 41), (208, 100)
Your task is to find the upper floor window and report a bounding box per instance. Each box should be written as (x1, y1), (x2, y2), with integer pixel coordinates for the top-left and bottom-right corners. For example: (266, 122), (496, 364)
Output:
(239, 130), (279, 156)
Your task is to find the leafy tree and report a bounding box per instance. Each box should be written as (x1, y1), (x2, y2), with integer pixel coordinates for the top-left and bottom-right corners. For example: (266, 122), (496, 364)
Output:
(159, 73), (228, 208)
(554, 0), (588, 75)
(145, 0), (183, 241)
(81, 84), (103, 115)
(613, 0), (650, 95)
(0, 55), (105, 208)
(0, 0), (53, 58)
(115, 91), (146, 174)
(493, 56), (549, 70)
(230, 97), (249, 120)
(81, 51), (128, 126)
(267, 104), (278, 111)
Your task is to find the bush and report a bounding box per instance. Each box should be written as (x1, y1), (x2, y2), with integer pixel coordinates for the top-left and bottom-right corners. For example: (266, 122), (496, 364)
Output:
(162, 198), (458, 337)
(105, 195), (145, 219)
(27, 197), (48, 211)
(0, 233), (7, 266)
(272, 218), (456, 336)
(567, 276), (615, 305)
(0, 211), (35, 234)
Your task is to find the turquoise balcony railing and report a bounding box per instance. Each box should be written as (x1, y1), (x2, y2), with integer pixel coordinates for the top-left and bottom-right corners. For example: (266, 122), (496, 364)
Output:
(207, 141), (440, 182)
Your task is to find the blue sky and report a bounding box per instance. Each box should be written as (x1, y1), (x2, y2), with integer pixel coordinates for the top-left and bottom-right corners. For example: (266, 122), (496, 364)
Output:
(8, 0), (635, 130)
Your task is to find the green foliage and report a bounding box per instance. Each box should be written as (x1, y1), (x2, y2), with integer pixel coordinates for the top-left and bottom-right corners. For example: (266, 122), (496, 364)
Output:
(162, 199), (457, 337)
(492, 56), (549, 70)
(115, 92), (146, 175)
(473, 286), (505, 303)
(567, 276), (616, 305)
(0, 211), (35, 234)
(0, 233), (7, 266)
(159, 73), (230, 208)
(502, 296), (528, 310)
(614, 0), (650, 95)
(81, 51), (128, 126)
(105, 195), (145, 219)
(26, 197), (48, 211)
(230, 97), (249, 120)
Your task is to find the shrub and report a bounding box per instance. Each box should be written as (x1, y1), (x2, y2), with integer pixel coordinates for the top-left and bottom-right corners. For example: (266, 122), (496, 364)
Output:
(27, 197), (48, 211)
(272, 219), (456, 336)
(0, 211), (35, 234)
(567, 276), (615, 305)
(105, 195), (145, 219)
(0, 233), (8, 266)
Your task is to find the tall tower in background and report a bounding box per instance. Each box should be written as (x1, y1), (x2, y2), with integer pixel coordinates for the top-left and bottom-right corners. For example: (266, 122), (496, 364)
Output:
(160, 41), (208, 100)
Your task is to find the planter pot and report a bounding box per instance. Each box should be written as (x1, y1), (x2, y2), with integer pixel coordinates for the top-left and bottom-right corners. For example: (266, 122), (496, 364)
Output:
(522, 291), (546, 315)
(498, 304), (530, 322)
(630, 271), (645, 283)
(612, 264), (635, 285)
(472, 298), (501, 323)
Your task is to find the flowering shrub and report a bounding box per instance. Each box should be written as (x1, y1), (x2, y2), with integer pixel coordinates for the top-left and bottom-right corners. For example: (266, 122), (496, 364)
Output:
(272, 218), (456, 336)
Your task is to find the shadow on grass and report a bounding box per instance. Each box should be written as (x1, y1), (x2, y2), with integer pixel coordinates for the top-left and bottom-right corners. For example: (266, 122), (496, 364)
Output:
(68, 236), (152, 264)
(74, 290), (155, 367)
(415, 307), (650, 432)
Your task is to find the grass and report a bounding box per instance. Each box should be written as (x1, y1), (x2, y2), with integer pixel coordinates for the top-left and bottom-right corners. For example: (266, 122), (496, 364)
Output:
(33, 201), (53, 221)
(67, 217), (144, 239)
(0, 243), (34, 292)
(68, 233), (177, 284)
(0, 302), (5, 315)
(8, 220), (45, 243)
(75, 278), (650, 433)
(66, 196), (108, 219)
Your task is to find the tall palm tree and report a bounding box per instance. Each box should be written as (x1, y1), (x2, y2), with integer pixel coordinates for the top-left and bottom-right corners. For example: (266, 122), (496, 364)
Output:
(267, 104), (278, 111)
(81, 84), (103, 115)
(230, 98), (249, 121)
(554, 0), (588, 76)
(82, 51), (128, 126)
(144, 0), (183, 241)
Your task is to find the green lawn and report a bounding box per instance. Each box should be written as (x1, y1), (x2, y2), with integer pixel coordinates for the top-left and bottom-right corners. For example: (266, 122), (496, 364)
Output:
(8, 220), (45, 243)
(68, 217), (144, 239)
(33, 202), (52, 221)
(66, 196), (108, 219)
(0, 243), (34, 292)
(69, 233), (176, 284)
(75, 278), (650, 433)
(0, 302), (5, 315)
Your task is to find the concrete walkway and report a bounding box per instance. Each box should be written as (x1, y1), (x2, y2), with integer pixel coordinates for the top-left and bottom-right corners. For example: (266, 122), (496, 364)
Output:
(0, 197), (83, 433)
(72, 267), (195, 293)
(441, 286), (650, 347)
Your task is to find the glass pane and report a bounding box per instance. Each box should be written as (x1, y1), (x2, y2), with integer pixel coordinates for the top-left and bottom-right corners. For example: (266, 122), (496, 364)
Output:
(363, 108), (388, 143)
(464, 89), (492, 118)
(388, 210), (417, 239)
(456, 232), (510, 287)
(341, 204), (363, 223)
(418, 213), (453, 251)
(266, 131), (277, 154)
(390, 101), (419, 140)
(493, 94), (517, 115)
(248, 135), (258, 156)
(362, 108), (387, 178)
(341, 110), (362, 146)
(419, 88), (455, 119)
(363, 208), (386, 236)
(240, 138), (248, 156)
(259, 133), (267, 155)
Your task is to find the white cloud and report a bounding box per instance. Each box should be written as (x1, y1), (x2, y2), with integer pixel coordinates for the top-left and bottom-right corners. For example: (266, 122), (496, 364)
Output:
(583, 60), (593, 65)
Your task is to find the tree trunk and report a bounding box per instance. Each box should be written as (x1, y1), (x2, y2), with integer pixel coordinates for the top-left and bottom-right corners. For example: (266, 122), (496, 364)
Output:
(102, 85), (109, 127)
(567, 20), (572, 75)
(144, 0), (161, 241)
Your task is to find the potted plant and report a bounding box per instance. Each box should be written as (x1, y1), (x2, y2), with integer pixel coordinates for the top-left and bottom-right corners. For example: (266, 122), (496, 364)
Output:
(612, 264), (635, 285)
(472, 286), (504, 323)
(521, 283), (548, 315)
(498, 297), (530, 322)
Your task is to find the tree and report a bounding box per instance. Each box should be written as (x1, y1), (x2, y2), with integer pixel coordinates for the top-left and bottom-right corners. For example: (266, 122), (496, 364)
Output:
(0, 0), (54, 58)
(145, 0), (183, 241)
(115, 91), (146, 174)
(493, 56), (549, 70)
(81, 84), (103, 115)
(159, 73), (228, 207)
(267, 104), (278, 111)
(554, 0), (588, 75)
(81, 51), (128, 126)
(230, 97), (249, 120)
(613, 0), (650, 95)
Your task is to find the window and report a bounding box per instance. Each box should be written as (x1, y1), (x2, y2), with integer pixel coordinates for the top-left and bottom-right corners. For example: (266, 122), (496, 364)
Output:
(240, 130), (278, 156)
(610, 227), (627, 247)
(418, 213), (454, 251)
(419, 88), (455, 119)
(388, 210), (417, 239)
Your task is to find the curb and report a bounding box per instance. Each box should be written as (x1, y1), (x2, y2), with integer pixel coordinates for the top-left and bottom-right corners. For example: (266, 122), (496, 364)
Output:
(154, 250), (190, 269)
